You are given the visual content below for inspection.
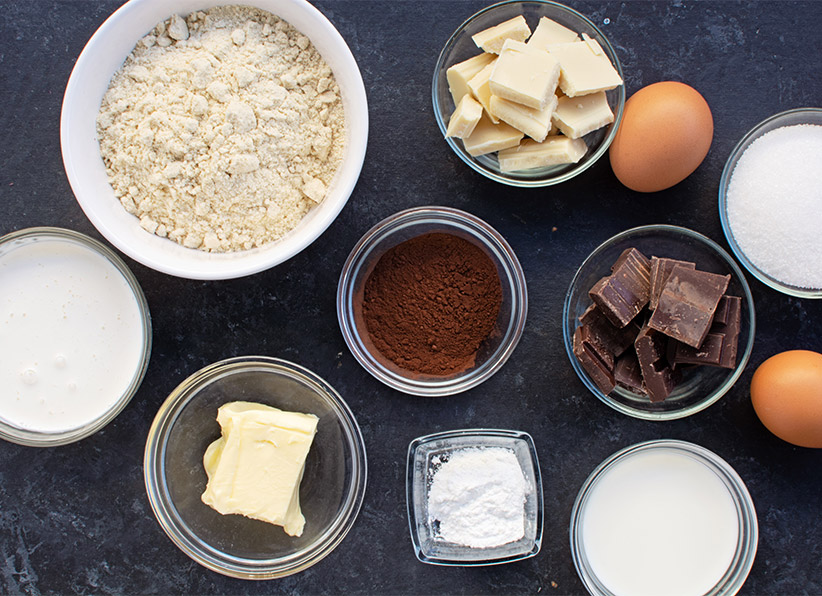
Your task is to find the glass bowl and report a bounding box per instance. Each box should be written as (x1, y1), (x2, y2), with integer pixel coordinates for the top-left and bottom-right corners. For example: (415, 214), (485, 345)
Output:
(562, 225), (755, 420)
(432, 0), (625, 187)
(143, 356), (367, 579)
(406, 429), (543, 566)
(337, 206), (528, 396)
(61, 0), (368, 280)
(570, 440), (758, 596)
(0, 227), (151, 447)
(719, 108), (822, 298)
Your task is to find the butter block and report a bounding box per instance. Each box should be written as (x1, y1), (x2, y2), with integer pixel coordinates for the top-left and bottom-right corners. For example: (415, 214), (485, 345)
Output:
(471, 15), (531, 54)
(466, 60), (499, 123)
(446, 52), (496, 105)
(527, 16), (579, 50)
(498, 136), (587, 172)
(201, 401), (319, 537)
(553, 91), (614, 139)
(489, 93), (558, 142)
(446, 94), (483, 138)
(489, 39), (560, 110)
(548, 39), (623, 97)
(462, 113), (523, 156)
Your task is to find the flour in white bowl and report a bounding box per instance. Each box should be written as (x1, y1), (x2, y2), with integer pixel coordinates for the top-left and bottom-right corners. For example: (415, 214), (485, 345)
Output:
(97, 6), (345, 252)
(427, 447), (527, 548)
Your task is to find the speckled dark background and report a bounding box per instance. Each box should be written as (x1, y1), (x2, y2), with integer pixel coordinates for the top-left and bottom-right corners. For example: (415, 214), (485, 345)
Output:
(1, 1), (821, 594)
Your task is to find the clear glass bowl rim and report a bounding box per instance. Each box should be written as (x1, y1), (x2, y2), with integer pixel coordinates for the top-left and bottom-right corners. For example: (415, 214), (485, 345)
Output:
(561, 224), (756, 421)
(569, 439), (758, 596)
(0, 226), (152, 447)
(431, 0), (626, 187)
(142, 356), (368, 580)
(405, 428), (544, 566)
(718, 107), (822, 298)
(336, 206), (528, 396)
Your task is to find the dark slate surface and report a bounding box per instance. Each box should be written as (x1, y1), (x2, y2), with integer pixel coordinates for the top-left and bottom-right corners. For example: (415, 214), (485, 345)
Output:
(1, 1), (821, 594)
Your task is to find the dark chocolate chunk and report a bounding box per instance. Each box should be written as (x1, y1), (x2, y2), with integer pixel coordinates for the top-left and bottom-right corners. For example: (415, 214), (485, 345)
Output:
(635, 324), (680, 402)
(667, 295), (742, 369)
(589, 248), (651, 328)
(614, 350), (646, 395)
(648, 265), (730, 348)
(649, 257), (696, 310)
(573, 326), (615, 394)
(579, 303), (640, 357)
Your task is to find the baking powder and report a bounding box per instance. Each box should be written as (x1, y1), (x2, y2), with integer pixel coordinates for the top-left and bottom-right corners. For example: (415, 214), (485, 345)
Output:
(427, 447), (527, 548)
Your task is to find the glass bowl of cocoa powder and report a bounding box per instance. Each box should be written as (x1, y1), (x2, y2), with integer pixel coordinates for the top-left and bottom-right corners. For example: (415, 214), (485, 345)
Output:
(337, 206), (528, 396)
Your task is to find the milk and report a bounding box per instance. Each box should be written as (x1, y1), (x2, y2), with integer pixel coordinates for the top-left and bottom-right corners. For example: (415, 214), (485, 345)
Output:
(580, 448), (739, 596)
(0, 237), (145, 433)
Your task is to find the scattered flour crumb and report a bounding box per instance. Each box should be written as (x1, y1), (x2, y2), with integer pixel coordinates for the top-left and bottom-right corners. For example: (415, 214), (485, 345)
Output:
(97, 5), (346, 252)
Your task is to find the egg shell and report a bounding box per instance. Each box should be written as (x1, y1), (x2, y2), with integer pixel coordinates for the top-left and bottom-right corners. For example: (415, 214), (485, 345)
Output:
(609, 81), (713, 193)
(750, 350), (822, 448)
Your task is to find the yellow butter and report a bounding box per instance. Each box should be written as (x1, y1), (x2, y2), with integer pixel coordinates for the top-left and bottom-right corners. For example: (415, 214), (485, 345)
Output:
(527, 16), (579, 50)
(553, 91), (614, 139)
(471, 15), (531, 54)
(489, 39), (560, 110)
(462, 113), (523, 156)
(446, 52), (496, 106)
(446, 94), (483, 139)
(498, 136), (587, 172)
(201, 401), (319, 537)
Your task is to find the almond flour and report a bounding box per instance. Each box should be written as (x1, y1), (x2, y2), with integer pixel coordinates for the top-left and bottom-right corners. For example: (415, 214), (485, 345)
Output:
(97, 6), (346, 252)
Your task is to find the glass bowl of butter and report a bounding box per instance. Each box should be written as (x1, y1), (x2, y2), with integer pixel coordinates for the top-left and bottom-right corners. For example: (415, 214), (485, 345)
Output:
(143, 356), (367, 579)
(432, 0), (626, 187)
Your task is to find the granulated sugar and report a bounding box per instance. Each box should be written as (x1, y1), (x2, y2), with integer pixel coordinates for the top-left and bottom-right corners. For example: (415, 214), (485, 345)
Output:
(726, 124), (822, 289)
(427, 447), (526, 548)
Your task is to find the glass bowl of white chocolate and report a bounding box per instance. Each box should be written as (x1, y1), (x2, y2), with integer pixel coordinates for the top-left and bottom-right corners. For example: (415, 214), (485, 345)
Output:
(432, 0), (625, 187)
(143, 356), (367, 579)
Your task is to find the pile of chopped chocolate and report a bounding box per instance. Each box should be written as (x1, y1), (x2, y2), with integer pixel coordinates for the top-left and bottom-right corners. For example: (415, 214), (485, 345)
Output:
(573, 248), (742, 402)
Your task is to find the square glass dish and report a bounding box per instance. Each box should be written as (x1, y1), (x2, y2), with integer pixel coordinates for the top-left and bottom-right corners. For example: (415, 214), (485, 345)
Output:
(406, 429), (543, 566)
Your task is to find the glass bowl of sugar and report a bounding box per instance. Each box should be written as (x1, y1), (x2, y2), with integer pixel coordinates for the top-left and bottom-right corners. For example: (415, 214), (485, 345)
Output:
(406, 428), (543, 566)
(719, 107), (822, 298)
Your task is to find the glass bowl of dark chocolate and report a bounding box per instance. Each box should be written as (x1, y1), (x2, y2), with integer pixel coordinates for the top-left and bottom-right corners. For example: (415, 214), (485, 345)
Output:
(337, 206), (528, 396)
(562, 225), (755, 420)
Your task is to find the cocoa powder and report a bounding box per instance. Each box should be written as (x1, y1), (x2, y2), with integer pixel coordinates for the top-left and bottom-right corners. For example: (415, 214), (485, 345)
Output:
(361, 232), (502, 376)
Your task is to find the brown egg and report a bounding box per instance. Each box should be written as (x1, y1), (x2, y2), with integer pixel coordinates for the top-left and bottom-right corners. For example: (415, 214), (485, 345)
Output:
(609, 81), (713, 192)
(751, 350), (822, 448)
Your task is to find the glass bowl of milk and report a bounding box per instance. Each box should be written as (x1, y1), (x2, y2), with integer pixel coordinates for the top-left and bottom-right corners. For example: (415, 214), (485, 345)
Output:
(0, 227), (151, 446)
(570, 440), (758, 596)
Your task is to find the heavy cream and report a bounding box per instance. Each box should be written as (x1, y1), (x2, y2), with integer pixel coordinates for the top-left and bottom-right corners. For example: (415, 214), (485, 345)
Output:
(579, 447), (740, 596)
(0, 235), (146, 434)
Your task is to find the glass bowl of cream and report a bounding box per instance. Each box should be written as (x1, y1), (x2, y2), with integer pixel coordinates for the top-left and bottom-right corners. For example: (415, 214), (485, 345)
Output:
(406, 428), (543, 566)
(143, 356), (367, 579)
(570, 440), (758, 596)
(0, 227), (151, 447)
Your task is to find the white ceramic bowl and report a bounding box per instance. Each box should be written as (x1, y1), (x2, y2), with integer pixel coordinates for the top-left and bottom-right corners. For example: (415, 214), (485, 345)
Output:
(61, 0), (368, 280)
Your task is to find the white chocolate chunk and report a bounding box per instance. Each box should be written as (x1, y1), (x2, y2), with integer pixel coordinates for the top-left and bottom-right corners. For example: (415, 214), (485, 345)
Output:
(547, 39), (623, 97)
(446, 94), (483, 138)
(498, 136), (587, 172)
(527, 16), (579, 50)
(489, 39), (560, 110)
(553, 91), (614, 139)
(471, 15), (531, 54)
(489, 93), (558, 142)
(466, 60), (499, 123)
(462, 113), (524, 156)
(446, 52), (496, 105)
